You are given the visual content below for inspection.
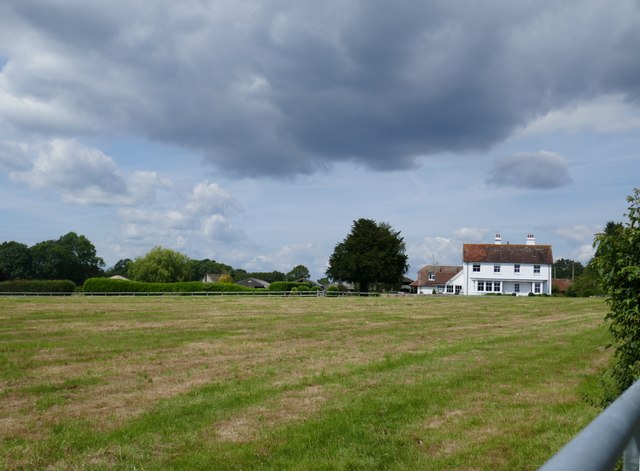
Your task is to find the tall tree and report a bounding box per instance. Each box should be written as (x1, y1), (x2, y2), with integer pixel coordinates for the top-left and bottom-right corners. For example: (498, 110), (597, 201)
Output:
(0, 241), (33, 280)
(327, 218), (408, 293)
(592, 188), (640, 393)
(31, 232), (104, 284)
(286, 265), (310, 280)
(129, 247), (191, 283)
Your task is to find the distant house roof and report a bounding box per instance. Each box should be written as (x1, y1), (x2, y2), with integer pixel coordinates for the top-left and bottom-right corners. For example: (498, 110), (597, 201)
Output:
(295, 278), (322, 287)
(410, 265), (462, 287)
(202, 273), (222, 283)
(236, 277), (270, 289)
(463, 244), (553, 264)
(553, 278), (573, 293)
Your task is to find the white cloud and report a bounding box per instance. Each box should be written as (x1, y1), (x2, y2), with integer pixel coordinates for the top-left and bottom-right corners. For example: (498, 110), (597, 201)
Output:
(453, 227), (489, 242)
(518, 94), (640, 136)
(185, 181), (242, 216)
(552, 224), (600, 244)
(115, 179), (245, 250)
(409, 236), (461, 267)
(6, 138), (169, 205)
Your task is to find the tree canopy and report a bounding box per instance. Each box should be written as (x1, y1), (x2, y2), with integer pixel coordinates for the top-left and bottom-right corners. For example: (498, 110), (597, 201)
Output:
(553, 258), (585, 280)
(592, 188), (640, 393)
(128, 247), (192, 283)
(326, 218), (408, 293)
(286, 264), (310, 281)
(1, 232), (104, 284)
(0, 241), (33, 281)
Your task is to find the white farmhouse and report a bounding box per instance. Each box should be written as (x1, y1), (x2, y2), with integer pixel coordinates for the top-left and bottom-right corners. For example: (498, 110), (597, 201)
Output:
(462, 234), (553, 296)
(413, 234), (554, 296)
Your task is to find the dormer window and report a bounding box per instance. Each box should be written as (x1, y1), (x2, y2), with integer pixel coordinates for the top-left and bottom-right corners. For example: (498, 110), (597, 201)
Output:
(428, 272), (435, 281)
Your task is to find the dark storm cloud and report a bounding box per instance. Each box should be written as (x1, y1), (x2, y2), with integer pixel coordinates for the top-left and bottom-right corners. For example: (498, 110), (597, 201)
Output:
(1, 0), (639, 177)
(486, 152), (572, 190)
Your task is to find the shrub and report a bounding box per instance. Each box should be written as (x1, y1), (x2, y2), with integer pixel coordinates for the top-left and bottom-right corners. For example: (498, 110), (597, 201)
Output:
(83, 278), (254, 293)
(269, 281), (306, 292)
(0, 279), (75, 293)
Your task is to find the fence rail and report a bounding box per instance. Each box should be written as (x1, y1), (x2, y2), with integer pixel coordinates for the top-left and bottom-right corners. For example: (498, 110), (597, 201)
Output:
(0, 290), (378, 297)
(539, 378), (640, 471)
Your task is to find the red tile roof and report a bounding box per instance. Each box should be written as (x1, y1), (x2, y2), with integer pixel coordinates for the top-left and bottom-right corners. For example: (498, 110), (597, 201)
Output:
(463, 244), (553, 264)
(411, 265), (462, 287)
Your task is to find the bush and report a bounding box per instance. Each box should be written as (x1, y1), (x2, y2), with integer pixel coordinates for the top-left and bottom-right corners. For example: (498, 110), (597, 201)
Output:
(0, 279), (75, 293)
(268, 281), (317, 292)
(83, 278), (255, 293)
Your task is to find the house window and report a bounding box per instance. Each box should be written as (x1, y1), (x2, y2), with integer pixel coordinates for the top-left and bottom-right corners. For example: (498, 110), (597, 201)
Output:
(477, 281), (485, 292)
(493, 282), (501, 292)
(485, 282), (493, 292)
(514, 264), (520, 274)
(494, 265), (500, 273)
(534, 265), (541, 274)
(446, 285), (454, 293)
(436, 285), (444, 293)
(428, 272), (435, 281)
(514, 283), (520, 293)
(473, 264), (480, 272)
(534, 282), (541, 294)
(455, 285), (462, 294)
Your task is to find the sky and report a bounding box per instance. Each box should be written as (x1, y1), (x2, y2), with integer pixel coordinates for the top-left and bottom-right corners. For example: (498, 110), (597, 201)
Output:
(1, 0), (639, 281)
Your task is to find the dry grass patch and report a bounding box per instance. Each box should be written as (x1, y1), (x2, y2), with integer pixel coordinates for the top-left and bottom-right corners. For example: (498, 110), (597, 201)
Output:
(215, 384), (329, 443)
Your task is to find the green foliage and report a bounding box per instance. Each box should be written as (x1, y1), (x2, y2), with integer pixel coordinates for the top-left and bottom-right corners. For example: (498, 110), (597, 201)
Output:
(0, 279), (75, 293)
(565, 268), (602, 297)
(286, 265), (310, 281)
(244, 271), (286, 283)
(326, 218), (408, 293)
(553, 258), (585, 279)
(129, 247), (192, 283)
(104, 258), (132, 278)
(187, 258), (234, 281)
(218, 274), (234, 283)
(0, 241), (34, 281)
(591, 188), (640, 393)
(83, 278), (254, 293)
(1, 232), (105, 284)
(269, 281), (318, 292)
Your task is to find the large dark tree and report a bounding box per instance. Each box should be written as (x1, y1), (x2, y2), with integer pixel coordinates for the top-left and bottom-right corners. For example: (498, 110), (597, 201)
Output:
(592, 189), (640, 394)
(0, 241), (33, 281)
(31, 232), (104, 284)
(327, 218), (408, 293)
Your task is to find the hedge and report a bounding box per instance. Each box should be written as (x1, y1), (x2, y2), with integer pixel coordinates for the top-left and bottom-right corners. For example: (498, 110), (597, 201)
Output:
(83, 278), (255, 293)
(269, 281), (320, 292)
(0, 280), (76, 293)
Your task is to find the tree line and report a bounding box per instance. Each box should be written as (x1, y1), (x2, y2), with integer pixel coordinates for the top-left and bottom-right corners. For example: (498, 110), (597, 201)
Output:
(0, 219), (411, 291)
(0, 234), (313, 286)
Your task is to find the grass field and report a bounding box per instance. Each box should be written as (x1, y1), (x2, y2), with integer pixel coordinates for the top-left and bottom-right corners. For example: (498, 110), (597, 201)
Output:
(0, 296), (609, 470)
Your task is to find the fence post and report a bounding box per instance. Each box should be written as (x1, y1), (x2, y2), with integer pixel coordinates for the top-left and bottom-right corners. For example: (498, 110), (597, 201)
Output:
(624, 426), (640, 471)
